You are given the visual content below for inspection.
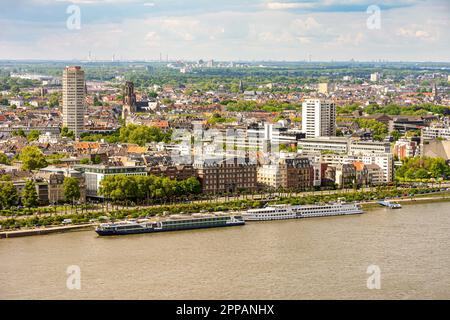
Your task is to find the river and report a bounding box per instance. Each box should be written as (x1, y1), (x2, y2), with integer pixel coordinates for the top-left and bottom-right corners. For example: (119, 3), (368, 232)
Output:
(1, 201), (450, 299)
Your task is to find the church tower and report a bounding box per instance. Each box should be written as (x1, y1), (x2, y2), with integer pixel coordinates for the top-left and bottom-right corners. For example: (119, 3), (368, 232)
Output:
(122, 81), (137, 123)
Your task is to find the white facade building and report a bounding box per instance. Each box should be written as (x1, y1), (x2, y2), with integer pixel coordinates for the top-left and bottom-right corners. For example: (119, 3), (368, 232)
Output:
(370, 72), (381, 82)
(422, 124), (450, 140)
(301, 99), (336, 138)
(315, 152), (393, 183)
(257, 164), (287, 189)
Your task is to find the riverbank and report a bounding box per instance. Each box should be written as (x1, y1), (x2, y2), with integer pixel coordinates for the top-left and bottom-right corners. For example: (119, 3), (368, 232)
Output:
(361, 193), (450, 210)
(2, 191), (450, 239)
(0, 223), (95, 239)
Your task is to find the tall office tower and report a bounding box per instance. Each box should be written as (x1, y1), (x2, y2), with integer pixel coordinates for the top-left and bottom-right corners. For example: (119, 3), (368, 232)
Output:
(301, 99), (336, 138)
(62, 66), (85, 138)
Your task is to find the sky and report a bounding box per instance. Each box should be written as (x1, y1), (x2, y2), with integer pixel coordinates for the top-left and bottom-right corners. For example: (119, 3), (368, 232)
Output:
(0, 0), (449, 62)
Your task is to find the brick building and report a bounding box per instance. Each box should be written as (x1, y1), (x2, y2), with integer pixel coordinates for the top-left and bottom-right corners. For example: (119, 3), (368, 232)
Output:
(194, 157), (257, 194)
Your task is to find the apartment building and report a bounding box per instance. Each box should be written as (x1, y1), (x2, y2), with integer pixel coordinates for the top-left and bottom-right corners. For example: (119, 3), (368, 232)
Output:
(147, 164), (195, 181)
(301, 99), (336, 138)
(62, 66), (86, 138)
(194, 157), (257, 194)
(74, 165), (147, 198)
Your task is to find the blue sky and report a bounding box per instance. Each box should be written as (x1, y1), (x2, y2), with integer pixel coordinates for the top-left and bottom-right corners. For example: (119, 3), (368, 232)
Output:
(1, 0), (449, 61)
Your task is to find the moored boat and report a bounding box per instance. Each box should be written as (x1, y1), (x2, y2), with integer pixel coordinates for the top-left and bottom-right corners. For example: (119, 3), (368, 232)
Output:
(242, 202), (363, 221)
(377, 200), (402, 209)
(95, 214), (245, 236)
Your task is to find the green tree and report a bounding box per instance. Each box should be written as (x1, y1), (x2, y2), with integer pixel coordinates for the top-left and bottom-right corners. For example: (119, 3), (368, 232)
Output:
(13, 128), (26, 138)
(79, 158), (90, 165)
(396, 156), (450, 181)
(27, 130), (41, 142)
(22, 180), (39, 208)
(99, 175), (201, 203)
(0, 181), (18, 209)
(48, 93), (60, 108)
(0, 152), (11, 165)
(63, 177), (81, 204)
(415, 168), (430, 179)
(60, 127), (75, 140)
(118, 124), (171, 146)
(391, 130), (401, 142)
(19, 146), (48, 171)
(92, 155), (102, 164)
(429, 158), (450, 179)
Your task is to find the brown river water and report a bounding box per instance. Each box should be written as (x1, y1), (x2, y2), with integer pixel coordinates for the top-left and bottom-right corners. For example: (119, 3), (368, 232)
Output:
(1, 201), (449, 299)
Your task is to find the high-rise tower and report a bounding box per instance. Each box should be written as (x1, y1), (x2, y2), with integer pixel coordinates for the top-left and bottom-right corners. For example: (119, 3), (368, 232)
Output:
(62, 66), (85, 138)
(301, 99), (336, 138)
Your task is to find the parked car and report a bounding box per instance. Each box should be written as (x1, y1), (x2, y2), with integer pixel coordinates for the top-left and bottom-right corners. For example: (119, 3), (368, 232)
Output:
(62, 219), (72, 225)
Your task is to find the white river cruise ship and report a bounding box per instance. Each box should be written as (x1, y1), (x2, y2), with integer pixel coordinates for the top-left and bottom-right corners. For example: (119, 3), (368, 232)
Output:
(242, 202), (363, 221)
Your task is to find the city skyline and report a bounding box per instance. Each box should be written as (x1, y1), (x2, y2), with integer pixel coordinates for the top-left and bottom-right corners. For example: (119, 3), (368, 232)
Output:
(1, 0), (449, 62)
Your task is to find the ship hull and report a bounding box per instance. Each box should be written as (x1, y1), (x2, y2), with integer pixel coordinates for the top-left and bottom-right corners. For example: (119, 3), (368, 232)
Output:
(95, 221), (245, 236)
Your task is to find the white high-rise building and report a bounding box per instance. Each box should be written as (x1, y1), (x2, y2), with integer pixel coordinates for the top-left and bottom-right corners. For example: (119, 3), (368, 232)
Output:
(62, 66), (85, 138)
(301, 99), (336, 138)
(370, 72), (381, 82)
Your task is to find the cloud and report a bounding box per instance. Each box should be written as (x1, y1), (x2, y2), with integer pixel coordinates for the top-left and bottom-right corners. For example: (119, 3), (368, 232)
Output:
(145, 31), (160, 47)
(266, 2), (316, 10)
(396, 25), (438, 42)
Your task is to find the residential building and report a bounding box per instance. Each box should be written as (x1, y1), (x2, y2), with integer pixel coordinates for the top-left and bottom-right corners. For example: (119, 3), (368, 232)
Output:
(283, 157), (313, 190)
(74, 165), (147, 198)
(194, 157), (257, 194)
(257, 163), (286, 190)
(62, 66), (85, 137)
(349, 140), (391, 155)
(393, 138), (419, 160)
(298, 137), (348, 154)
(147, 164), (195, 181)
(422, 122), (450, 140)
(301, 99), (336, 138)
(370, 72), (381, 82)
(318, 82), (332, 94)
(299, 137), (390, 155)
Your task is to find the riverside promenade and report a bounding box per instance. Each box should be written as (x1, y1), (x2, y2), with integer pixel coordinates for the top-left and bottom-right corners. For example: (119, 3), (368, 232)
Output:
(0, 223), (95, 239)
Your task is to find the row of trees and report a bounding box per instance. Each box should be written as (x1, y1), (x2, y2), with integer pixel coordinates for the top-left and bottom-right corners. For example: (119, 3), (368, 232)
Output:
(117, 124), (172, 146)
(0, 179), (40, 210)
(224, 100), (301, 113)
(395, 157), (450, 181)
(99, 175), (201, 203)
(11, 129), (41, 142)
(337, 103), (450, 117)
(0, 147), (48, 170)
(0, 177), (81, 210)
(81, 124), (172, 146)
(353, 118), (389, 141)
(1, 146), (66, 171)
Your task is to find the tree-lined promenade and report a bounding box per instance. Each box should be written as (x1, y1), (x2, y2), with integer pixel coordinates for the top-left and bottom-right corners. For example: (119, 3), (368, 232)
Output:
(1, 184), (449, 231)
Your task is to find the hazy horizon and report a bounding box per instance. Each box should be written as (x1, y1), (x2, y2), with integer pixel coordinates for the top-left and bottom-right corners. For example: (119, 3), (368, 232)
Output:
(1, 0), (449, 62)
